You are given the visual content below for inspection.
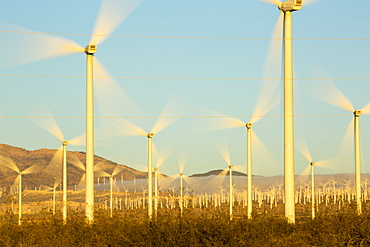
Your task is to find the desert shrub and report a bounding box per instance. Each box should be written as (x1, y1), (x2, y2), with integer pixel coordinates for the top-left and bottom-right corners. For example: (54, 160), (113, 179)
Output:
(0, 205), (369, 246)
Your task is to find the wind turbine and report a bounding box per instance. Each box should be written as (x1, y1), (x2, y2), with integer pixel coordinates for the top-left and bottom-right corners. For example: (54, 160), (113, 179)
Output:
(279, 0), (302, 224)
(80, 0), (144, 222)
(259, 0), (304, 223)
(107, 96), (182, 219)
(31, 107), (85, 223)
(0, 156), (41, 225)
(246, 122), (253, 219)
(354, 110), (362, 214)
(310, 162), (315, 219)
(296, 134), (335, 219)
(154, 167), (159, 213)
(311, 78), (370, 215)
(40, 0), (142, 222)
(95, 164), (123, 217)
(147, 132), (154, 219)
(229, 164), (234, 221)
(153, 146), (173, 214)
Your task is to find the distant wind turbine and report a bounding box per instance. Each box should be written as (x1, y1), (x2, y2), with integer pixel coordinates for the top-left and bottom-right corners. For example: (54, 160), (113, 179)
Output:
(31, 106), (85, 222)
(0, 156), (41, 225)
(95, 164), (123, 217)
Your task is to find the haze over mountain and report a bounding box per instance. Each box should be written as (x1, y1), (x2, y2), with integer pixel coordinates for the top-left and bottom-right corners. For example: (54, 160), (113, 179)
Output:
(0, 144), (367, 194)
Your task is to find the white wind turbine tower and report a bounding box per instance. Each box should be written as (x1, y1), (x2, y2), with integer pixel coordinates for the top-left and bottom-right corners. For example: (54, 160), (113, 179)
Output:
(246, 122), (253, 219)
(147, 133), (154, 219)
(278, 0), (302, 224)
(228, 164), (234, 221)
(0, 156), (41, 225)
(83, 0), (142, 222)
(310, 162), (315, 219)
(259, 0), (305, 223)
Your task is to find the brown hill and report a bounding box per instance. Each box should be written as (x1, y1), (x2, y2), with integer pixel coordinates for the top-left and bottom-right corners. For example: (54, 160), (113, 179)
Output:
(190, 169), (249, 177)
(0, 144), (147, 190)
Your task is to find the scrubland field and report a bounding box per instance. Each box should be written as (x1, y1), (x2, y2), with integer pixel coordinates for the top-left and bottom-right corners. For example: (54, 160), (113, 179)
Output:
(0, 191), (370, 246)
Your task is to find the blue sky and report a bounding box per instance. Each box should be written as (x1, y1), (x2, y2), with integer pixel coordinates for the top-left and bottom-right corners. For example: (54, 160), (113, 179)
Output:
(0, 0), (369, 177)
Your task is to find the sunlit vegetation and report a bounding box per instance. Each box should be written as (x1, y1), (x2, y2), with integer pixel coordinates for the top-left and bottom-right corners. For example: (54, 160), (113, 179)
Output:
(0, 197), (370, 246)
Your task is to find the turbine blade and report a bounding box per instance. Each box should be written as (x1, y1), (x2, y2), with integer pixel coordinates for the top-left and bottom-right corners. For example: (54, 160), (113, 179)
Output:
(252, 130), (280, 174)
(69, 154), (86, 171)
(78, 173), (86, 189)
(310, 72), (354, 112)
(40, 185), (53, 191)
(44, 147), (63, 179)
(108, 117), (147, 136)
(112, 165), (123, 176)
(13, 174), (20, 189)
(361, 101), (370, 114)
(68, 133), (85, 146)
(206, 168), (229, 188)
(214, 140), (231, 166)
(297, 165), (311, 183)
(96, 170), (110, 178)
(0, 22), (83, 69)
(177, 152), (188, 174)
(151, 95), (189, 134)
(94, 58), (144, 119)
(304, 0), (321, 6)
(30, 103), (64, 142)
(232, 165), (247, 174)
(170, 173), (180, 179)
(315, 157), (336, 169)
(332, 120), (353, 173)
(22, 164), (42, 175)
(155, 143), (173, 169)
(251, 12), (282, 124)
(193, 107), (245, 134)
(90, 0), (143, 45)
(296, 136), (312, 162)
(0, 156), (19, 173)
(258, 0), (281, 6)
(54, 178), (62, 188)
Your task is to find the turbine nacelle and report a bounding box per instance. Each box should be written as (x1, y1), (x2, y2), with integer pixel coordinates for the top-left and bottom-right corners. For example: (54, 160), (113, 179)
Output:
(354, 110), (362, 117)
(278, 0), (303, 12)
(147, 133), (154, 138)
(246, 122), (252, 129)
(85, 44), (97, 55)
(310, 162), (315, 166)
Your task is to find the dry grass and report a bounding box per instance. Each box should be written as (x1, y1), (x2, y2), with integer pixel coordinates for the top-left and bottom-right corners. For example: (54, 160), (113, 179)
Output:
(0, 204), (369, 246)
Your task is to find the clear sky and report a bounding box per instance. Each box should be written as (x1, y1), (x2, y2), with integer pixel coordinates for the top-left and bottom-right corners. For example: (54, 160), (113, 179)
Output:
(0, 0), (369, 177)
